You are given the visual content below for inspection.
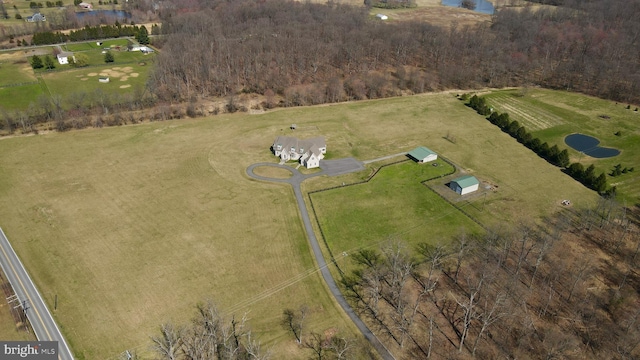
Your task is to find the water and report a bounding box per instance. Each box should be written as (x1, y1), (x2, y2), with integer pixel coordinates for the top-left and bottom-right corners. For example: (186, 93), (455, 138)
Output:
(441, 0), (495, 15)
(75, 10), (132, 20)
(564, 133), (620, 158)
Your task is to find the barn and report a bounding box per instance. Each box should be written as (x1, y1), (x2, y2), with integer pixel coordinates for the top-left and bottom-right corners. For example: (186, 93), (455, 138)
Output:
(449, 175), (479, 195)
(408, 146), (438, 163)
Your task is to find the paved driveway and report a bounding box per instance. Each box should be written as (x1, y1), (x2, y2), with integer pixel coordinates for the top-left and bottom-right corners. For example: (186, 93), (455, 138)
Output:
(246, 160), (394, 360)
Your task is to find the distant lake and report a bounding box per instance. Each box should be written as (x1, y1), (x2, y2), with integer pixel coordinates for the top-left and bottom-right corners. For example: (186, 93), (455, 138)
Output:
(441, 0), (495, 15)
(75, 10), (132, 20)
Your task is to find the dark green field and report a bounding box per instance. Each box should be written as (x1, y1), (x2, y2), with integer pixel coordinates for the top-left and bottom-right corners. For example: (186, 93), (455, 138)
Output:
(311, 159), (485, 274)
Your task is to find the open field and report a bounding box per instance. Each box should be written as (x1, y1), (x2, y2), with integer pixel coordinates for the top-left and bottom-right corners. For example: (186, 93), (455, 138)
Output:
(0, 91), (600, 358)
(484, 89), (640, 204)
(0, 46), (153, 110)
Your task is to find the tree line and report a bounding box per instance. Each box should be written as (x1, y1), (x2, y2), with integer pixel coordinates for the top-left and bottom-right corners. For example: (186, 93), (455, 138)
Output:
(342, 200), (640, 359)
(466, 94), (610, 194)
(148, 0), (640, 105)
(31, 23), (147, 45)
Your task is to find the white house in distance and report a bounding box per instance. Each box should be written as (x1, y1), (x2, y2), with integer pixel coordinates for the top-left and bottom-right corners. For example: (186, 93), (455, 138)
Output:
(78, 2), (93, 9)
(56, 51), (74, 65)
(449, 175), (480, 195)
(272, 136), (326, 169)
(26, 13), (46, 22)
(407, 146), (438, 163)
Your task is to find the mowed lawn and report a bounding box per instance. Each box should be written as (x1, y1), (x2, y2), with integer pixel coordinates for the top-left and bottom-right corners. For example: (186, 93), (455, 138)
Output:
(485, 89), (640, 204)
(0, 91), (600, 358)
(311, 159), (485, 275)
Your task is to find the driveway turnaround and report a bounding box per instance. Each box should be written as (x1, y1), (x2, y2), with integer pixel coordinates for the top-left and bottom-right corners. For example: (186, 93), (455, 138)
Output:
(247, 160), (395, 360)
(0, 227), (74, 360)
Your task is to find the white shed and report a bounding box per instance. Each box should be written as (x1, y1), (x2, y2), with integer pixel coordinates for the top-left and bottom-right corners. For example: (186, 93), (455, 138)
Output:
(376, 14), (388, 20)
(449, 175), (480, 195)
(408, 146), (438, 163)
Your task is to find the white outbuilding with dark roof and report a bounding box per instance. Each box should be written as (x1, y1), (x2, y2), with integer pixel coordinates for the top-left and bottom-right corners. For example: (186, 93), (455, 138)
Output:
(449, 175), (480, 195)
(408, 146), (438, 163)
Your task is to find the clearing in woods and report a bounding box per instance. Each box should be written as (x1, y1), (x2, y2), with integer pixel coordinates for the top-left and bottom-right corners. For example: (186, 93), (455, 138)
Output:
(0, 91), (600, 359)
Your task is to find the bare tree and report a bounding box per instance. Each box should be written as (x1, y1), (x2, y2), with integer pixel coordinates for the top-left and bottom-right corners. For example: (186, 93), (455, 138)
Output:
(151, 323), (184, 360)
(281, 305), (308, 344)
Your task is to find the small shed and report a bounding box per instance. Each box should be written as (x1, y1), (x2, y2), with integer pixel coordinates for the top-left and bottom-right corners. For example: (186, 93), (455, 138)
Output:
(408, 146), (438, 163)
(376, 14), (388, 20)
(99, 77), (110, 83)
(449, 175), (480, 195)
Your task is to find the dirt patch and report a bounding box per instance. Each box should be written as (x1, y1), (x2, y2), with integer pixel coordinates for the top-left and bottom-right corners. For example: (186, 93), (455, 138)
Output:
(120, 76), (129, 81)
(87, 72), (98, 76)
(119, 85), (131, 89)
(81, 78), (88, 81)
(130, 73), (139, 78)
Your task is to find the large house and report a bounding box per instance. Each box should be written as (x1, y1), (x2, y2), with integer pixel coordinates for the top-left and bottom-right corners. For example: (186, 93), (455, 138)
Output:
(272, 136), (326, 169)
(26, 13), (46, 22)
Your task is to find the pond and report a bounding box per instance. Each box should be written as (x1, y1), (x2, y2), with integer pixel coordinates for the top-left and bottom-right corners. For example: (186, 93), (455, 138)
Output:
(75, 10), (132, 20)
(441, 0), (495, 15)
(564, 133), (620, 158)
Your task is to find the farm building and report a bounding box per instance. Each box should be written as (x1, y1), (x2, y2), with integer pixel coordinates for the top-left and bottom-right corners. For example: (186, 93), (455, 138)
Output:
(449, 175), (480, 195)
(376, 14), (388, 20)
(78, 2), (93, 9)
(26, 13), (46, 22)
(272, 136), (326, 169)
(408, 146), (438, 163)
(56, 51), (74, 65)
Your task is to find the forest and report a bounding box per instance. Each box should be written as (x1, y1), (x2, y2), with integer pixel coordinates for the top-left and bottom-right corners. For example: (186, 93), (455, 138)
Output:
(149, 0), (640, 105)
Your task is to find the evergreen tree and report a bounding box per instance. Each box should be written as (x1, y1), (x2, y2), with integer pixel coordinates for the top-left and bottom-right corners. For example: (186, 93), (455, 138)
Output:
(30, 55), (43, 69)
(593, 173), (608, 193)
(44, 55), (55, 69)
(104, 51), (114, 63)
(557, 149), (570, 168)
(136, 25), (150, 45)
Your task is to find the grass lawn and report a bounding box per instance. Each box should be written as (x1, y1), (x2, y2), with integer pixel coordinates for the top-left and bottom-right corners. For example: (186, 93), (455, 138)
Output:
(0, 91), (601, 358)
(0, 83), (45, 110)
(484, 89), (640, 205)
(310, 159), (485, 274)
(0, 59), (37, 86)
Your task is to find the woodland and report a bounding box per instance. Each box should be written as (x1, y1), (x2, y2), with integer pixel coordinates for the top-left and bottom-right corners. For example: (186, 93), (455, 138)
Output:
(149, 0), (640, 105)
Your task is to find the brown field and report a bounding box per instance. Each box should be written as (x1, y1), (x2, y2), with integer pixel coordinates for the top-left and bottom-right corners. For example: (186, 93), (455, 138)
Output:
(0, 90), (599, 358)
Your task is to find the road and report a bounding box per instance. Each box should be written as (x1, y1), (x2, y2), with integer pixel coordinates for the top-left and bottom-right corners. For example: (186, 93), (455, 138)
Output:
(247, 160), (395, 360)
(0, 227), (74, 360)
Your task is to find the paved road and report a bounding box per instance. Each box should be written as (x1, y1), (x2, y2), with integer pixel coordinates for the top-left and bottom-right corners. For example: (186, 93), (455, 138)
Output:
(247, 160), (395, 360)
(0, 227), (74, 360)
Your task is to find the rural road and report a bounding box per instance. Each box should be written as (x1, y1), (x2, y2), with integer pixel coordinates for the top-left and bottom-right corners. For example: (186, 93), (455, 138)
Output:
(0, 227), (74, 360)
(247, 159), (395, 360)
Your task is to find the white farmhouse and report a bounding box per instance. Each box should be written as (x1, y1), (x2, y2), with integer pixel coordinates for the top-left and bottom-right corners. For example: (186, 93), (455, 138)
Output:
(56, 51), (74, 65)
(272, 136), (326, 169)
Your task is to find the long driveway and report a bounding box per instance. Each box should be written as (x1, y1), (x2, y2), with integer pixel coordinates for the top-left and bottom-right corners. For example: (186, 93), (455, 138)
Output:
(247, 159), (394, 360)
(0, 227), (74, 360)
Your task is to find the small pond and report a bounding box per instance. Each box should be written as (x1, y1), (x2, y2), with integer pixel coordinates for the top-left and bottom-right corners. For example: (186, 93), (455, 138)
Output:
(564, 133), (620, 158)
(441, 0), (495, 15)
(75, 10), (132, 20)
